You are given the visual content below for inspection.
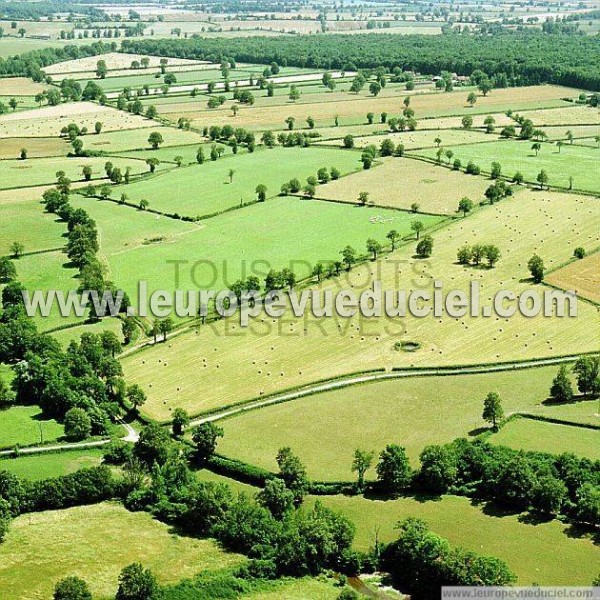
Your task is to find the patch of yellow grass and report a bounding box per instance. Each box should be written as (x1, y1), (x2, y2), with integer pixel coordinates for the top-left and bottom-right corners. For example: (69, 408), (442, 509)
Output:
(316, 156), (490, 214)
(0, 502), (243, 600)
(0, 77), (47, 96)
(546, 252), (600, 303)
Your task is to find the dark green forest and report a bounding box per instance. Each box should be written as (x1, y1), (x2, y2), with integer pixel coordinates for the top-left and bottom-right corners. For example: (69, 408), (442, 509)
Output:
(121, 31), (600, 90)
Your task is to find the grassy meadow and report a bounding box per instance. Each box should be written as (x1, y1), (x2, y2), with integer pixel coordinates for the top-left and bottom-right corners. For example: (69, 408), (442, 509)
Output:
(0, 406), (64, 450)
(216, 366), (562, 479)
(0, 449), (105, 480)
(118, 146), (363, 217)
(0, 502), (244, 599)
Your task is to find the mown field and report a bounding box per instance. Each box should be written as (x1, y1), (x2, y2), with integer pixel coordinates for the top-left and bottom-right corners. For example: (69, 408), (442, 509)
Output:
(348, 128), (496, 150)
(0, 102), (158, 138)
(217, 365), (562, 479)
(415, 139), (600, 193)
(317, 494), (599, 586)
(316, 155), (490, 214)
(118, 146), (363, 217)
(0, 502), (244, 599)
(546, 252), (600, 303)
(0, 406), (64, 450)
(0, 449), (104, 480)
(489, 417), (600, 460)
(164, 85), (578, 131)
(123, 190), (600, 420)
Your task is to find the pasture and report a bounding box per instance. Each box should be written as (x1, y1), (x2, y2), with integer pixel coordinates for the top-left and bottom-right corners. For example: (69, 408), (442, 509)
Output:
(0, 154), (167, 191)
(546, 252), (600, 303)
(318, 494), (599, 586)
(0, 136), (68, 159)
(0, 449), (104, 480)
(217, 366), (561, 479)
(0, 406), (64, 450)
(490, 417), (600, 460)
(0, 196), (65, 255)
(415, 139), (600, 193)
(0, 502), (244, 599)
(316, 156), (491, 214)
(73, 191), (442, 297)
(119, 146), (363, 217)
(122, 190), (600, 420)
(516, 105), (600, 127)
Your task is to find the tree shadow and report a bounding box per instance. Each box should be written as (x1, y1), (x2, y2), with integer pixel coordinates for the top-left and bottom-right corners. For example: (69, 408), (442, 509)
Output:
(517, 511), (555, 526)
(468, 426), (490, 437)
(470, 497), (523, 519)
(563, 523), (600, 545)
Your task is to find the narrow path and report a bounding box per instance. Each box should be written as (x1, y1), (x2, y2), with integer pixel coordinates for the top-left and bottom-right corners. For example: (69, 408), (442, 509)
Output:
(188, 354), (583, 426)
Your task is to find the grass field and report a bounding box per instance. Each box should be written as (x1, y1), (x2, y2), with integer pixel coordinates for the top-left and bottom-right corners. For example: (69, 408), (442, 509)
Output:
(118, 146), (363, 217)
(0, 501), (244, 599)
(217, 366), (562, 479)
(0, 449), (104, 480)
(80, 126), (205, 154)
(166, 86), (579, 131)
(0, 196), (66, 255)
(0, 154), (167, 191)
(0, 102), (158, 138)
(316, 156), (490, 214)
(317, 494), (599, 586)
(113, 141), (216, 165)
(490, 417), (600, 460)
(0, 406), (64, 450)
(415, 139), (600, 193)
(546, 252), (600, 303)
(73, 191), (441, 297)
(122, 189), (600, 420)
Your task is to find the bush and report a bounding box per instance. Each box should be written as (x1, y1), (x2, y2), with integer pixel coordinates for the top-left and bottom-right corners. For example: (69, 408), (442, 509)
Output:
(103, 439), (133, 465)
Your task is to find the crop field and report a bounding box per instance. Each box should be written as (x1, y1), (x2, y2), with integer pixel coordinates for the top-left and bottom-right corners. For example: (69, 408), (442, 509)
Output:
(0, 136), (69, 159)
(0, 77), (47, 96)
(541, 125), (600, 142)
(0, 102), (158, 138)
(315, 156), (490, 214)
(0, 502), (244, 599)
(123, 190), (600, 420)
(0, 406), (64, 450)
(118, 146), (364, 217)
(71, 190), (442, 298)
(516, 105), (600, 127)
(318, 495), (599, 585)
(167, 86), (579, 131)
(0, 154), (167, 190)
(415, 139), (600, 193)
(42, 52), (208, 76)
(0, 449), (105, 480)
(348, 128), (496, 151)
(546, 252), (600, 303)
(217, 366), (561, 479)
(489, 417), (600, 460)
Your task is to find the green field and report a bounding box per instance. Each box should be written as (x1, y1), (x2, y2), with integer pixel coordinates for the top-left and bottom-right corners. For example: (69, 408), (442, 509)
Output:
(0, 502), (244, 599)
(490, 417), (600, 460)
(318, 494), (599, 586)
(86, 194), (442, 299)
(415, 139), (600, 193)
(113, 141), (228, 166)
(0, 155), (168, 191)
(0, 197), (65, 255)
(0, 406), (64, 450)
(14, 250), (82, 331)
(217, 366), (561, 480)
(118, 146), (364, 217)
(0, 449), (104, 480)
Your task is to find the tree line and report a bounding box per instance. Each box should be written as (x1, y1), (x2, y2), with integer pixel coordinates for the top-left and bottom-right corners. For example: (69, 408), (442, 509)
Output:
(122, 31), (600, 91)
